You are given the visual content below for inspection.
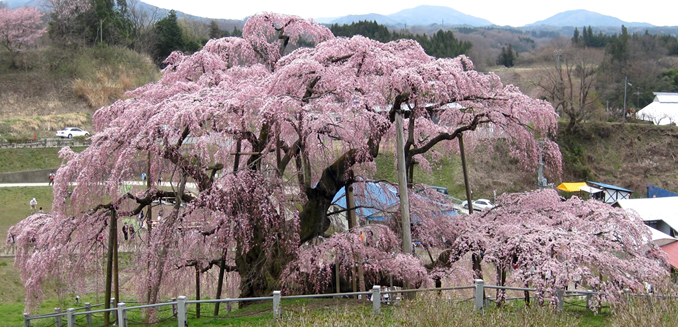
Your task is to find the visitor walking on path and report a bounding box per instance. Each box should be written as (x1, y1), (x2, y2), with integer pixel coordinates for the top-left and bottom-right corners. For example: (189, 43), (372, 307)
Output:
(29, 198), (37, 213)
(48, 171), (55, 186)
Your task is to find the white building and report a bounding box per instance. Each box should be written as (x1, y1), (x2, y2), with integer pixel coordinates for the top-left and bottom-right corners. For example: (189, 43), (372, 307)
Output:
(635, 92), (678, 125)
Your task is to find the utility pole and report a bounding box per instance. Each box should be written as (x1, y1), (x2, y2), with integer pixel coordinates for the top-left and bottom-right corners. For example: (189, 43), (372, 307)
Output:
(622, 76), (629, 122)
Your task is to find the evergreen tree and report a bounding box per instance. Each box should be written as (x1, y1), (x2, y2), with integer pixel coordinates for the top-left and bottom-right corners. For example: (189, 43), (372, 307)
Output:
(154, 10), (185, 65)
(208, 20), (221, 40)
(572, 27), (580, 46)
(496, 44), (516, 67)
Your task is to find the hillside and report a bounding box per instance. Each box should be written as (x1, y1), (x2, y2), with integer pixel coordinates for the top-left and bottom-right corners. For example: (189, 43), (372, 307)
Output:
(0, 46), (159, 139)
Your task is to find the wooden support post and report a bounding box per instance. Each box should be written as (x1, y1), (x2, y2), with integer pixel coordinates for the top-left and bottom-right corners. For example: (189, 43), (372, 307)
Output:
(195, 266), (201, 318)
(460, 134), (474, 214)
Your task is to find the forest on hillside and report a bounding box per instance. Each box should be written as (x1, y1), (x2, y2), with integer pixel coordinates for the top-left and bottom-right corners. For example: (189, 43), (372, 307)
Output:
(1, 0), (678, 136)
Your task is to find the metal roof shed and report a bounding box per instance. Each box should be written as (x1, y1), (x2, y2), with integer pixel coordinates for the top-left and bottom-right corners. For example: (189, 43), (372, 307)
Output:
(587, 181), (633, 204)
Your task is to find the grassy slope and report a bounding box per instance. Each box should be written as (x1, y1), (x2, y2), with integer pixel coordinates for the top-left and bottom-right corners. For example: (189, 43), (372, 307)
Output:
(0, 187), (54, 243)
(0, 147), (75, 173)
(559, 122), (678, 196)
(0, 46), (159, 139)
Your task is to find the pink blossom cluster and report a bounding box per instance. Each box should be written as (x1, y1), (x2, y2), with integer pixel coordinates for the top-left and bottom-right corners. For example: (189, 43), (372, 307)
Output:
(0, 6), (46, 53)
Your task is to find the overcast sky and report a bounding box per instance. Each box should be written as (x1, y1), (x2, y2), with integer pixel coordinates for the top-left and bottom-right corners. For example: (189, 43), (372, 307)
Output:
(139, 0), (676, 27)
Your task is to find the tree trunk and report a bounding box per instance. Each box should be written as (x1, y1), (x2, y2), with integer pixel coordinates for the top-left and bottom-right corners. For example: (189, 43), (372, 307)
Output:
(496, 266), (507, 307)
(213, 252), (226, 316)
(235, 224), (292, 300)
(113, 218), (119, 325)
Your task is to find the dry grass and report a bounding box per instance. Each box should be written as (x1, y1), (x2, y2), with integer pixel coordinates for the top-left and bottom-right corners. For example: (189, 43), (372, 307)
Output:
(278, 296), (580, 327)
(0, 46), (159, 126)
(611, 294), (678, 327)
(73, 65), (142, 109)
(0, 112), (91, 139)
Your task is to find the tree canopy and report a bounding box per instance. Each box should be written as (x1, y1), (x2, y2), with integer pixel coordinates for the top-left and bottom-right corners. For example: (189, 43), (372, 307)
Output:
(9, 13), (569, 310)
(0, 6), (46, 67)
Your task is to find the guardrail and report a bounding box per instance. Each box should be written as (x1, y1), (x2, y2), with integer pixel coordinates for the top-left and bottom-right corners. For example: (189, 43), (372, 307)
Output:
(23, 279), (674, 327)
(0, 138), (91, 149)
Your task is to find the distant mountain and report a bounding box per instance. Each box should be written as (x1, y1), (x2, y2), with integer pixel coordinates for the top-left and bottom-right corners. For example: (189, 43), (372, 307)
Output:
(526, 9), (653, 27)
(327, 5), (492, 27)
(388, 5), (493, 27)
(330, 14), (401, 26)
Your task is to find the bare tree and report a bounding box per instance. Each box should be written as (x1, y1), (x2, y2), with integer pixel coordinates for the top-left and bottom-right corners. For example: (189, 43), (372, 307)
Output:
(537, 43), (603, 132)
(127, 0), (160, 55)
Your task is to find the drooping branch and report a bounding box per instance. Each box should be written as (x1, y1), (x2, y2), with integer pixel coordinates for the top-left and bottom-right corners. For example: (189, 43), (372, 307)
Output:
(180, 259), (238, 274)
(410, 112), (489, 156)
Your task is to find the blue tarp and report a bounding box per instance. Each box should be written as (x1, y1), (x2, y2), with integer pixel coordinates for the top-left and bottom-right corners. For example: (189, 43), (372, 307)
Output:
(332, 182), (400, 220)
(332, 182), (458, 221)
(647, 185), (678, 198)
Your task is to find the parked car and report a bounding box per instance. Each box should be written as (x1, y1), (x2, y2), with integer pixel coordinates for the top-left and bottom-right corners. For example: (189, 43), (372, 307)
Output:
(56, 127), (89, 139)
(461, 199), (495, 211)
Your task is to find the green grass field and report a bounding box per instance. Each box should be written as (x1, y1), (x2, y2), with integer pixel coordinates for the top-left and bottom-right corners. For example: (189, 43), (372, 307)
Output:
(0, 187), (54, 243)
(0, 147), (87, 174)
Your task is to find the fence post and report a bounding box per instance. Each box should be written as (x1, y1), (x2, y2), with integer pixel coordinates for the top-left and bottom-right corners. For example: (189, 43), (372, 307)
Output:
(556, 288), (564, 311)
(117, 303), (127, 327)
(474, 279), (484, 312)
(110, 298), (116, 325)
(85, 303), (92, 325)
(585, 293), (592, 311)
(23, 313), (30, 327)
(55, 308), (62, 327)
(273, 291), (281, 321)
(177, 296), (187, 327)
(372, 285), (381, 316)
(66, 308), (75, 327)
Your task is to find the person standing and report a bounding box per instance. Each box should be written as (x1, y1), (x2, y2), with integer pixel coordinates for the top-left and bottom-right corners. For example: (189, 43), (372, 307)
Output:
(48, 171), (55, 186)
(29, 198), (37, 213)
(122, 223), (129, 241)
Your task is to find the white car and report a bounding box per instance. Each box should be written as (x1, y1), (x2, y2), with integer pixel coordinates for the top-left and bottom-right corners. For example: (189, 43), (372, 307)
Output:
(462, 199), (495, 211)
(56, 127), (89, 139)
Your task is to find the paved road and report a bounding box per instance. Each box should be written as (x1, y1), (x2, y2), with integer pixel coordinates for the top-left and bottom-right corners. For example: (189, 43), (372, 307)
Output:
(0, 182), (198, 189)
(0, 183), (50, 188)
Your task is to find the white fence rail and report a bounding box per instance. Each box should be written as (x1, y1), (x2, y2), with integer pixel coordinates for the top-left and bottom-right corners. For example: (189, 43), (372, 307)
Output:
(0, 138), (91, 149)
(22, 279), (672, 327)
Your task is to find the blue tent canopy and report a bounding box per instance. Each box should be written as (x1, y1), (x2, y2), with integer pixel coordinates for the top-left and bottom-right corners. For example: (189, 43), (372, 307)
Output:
(332, 182), (458, 221)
